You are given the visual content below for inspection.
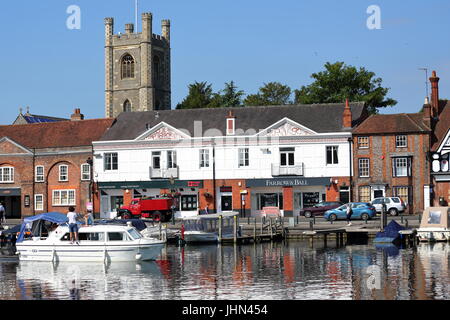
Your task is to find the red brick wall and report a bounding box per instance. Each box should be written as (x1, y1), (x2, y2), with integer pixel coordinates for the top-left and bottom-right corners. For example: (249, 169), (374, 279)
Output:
(0, 149), (94, 218)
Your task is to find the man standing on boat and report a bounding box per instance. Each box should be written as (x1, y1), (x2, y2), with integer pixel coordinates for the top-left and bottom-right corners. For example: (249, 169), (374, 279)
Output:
(67, 206), (81, 245)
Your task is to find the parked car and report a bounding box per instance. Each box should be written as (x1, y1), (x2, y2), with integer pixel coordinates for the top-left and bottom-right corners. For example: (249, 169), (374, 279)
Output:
(370, 197), (406, 216)
(324, 203), (377, 221)
(299, 201), (343, 218)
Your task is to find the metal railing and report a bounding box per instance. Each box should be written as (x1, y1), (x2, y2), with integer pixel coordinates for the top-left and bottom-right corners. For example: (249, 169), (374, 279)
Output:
(271, 163), (304, 176)
(149, 166), (179, 179)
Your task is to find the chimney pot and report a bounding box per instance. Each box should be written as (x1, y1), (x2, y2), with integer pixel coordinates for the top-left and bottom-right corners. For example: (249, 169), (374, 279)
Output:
(71, 108), (84, 121)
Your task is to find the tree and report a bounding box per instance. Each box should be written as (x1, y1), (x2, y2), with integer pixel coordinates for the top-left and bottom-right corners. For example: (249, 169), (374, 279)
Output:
(176, 81), (213, 109)
(244, 82), (292, 106)
(209, 81), (245, 108)
(294, 62), (397, 114)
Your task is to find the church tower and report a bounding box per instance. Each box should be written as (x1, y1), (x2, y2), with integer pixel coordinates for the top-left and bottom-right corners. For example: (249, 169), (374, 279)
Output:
(105, 13), (171, 118)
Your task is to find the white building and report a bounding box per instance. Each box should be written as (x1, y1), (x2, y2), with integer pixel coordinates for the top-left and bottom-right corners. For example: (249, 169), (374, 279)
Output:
(93, 102), (367, 218)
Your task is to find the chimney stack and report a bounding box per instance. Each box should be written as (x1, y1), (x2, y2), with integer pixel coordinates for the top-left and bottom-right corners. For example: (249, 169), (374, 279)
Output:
(71, 108), (84, 121)
(423, 97), (432, 128)
(430, 70), (440, 117)
(343, 99), (352, 128)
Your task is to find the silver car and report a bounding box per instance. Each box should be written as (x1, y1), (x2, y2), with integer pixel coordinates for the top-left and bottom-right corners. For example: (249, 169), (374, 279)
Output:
(371, 197), (406, 216)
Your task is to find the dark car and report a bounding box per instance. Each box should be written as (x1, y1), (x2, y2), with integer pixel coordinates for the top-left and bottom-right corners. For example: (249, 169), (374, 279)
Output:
(299, 201), (343, 218)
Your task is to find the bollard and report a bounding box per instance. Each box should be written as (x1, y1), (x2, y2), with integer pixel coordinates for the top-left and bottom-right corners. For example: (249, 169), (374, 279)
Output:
(297, 215), (299, 225)
(401, 215), (404, 224)
(233, 215), (237, 244)
(218, 215), (223, 243)
(309, 220), (314, 231)
(313, 215), (316, 225)
(364, 214), (368, 224)
(405, 219), (409, 228)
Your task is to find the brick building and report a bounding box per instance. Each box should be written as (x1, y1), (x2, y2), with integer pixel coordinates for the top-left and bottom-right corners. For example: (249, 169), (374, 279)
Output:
(426, 71), (450, 206)
(352, 107), (432, 214)
(0, 110), (113, 218)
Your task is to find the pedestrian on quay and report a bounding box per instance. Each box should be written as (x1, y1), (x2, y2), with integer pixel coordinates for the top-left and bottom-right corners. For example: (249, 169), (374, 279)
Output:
(346, 203), (353, 227)
(67, 206), (81, 245)
(84, 211), (94, 226)
(0, 202), (5, 225)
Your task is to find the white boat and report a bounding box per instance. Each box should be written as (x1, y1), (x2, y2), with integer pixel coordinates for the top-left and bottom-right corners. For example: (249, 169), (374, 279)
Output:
(417, 207), (450, 242)
(15, 212), (165, 262)
(182, 212), (240, 243)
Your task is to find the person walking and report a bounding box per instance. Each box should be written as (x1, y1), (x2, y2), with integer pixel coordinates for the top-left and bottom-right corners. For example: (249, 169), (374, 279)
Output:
(346, 204), (353, 226)
(0, 202), (5, 225)
(67, 206), (81, 245)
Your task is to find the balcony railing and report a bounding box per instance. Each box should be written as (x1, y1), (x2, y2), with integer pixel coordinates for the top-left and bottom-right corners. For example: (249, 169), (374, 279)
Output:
(149, 166), (179, 179)
(271, 163), (304, 177)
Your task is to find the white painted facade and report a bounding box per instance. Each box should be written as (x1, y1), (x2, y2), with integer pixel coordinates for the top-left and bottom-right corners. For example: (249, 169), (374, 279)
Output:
(93, 118), (353, 217)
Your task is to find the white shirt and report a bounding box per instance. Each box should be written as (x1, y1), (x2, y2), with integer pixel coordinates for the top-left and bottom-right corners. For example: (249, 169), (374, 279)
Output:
(67, 211), (79, 224)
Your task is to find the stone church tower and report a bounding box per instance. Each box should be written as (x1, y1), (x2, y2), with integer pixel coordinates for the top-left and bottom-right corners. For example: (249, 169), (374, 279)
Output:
(105, 13), (171, 118)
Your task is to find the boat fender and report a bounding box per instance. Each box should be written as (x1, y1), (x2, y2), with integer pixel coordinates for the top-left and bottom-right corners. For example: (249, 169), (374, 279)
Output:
(135, 253), (142, 261)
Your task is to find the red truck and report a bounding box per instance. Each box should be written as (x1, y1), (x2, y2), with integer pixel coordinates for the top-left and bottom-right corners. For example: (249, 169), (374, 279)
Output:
(118, 197), (174, 222)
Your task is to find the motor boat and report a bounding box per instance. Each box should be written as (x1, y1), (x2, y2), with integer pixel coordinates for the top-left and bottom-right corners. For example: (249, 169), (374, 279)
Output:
(15, 212), (165, 262)
(417, 207), (450, 242)
(182, 212), (240, 243)
(96, 218), (180, 242)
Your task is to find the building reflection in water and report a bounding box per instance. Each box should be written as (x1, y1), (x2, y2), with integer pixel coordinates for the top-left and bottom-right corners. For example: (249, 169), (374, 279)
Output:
(0, 242), (448, 300)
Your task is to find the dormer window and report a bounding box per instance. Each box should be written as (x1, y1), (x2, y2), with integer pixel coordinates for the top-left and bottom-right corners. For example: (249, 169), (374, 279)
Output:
(226, 111), (236, 136)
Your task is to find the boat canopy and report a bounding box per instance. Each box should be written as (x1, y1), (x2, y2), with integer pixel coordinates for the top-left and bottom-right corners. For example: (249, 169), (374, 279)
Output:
(420, 207), (450, 229)
(16, 212), (68, 243)
(182, 212), (239, 221)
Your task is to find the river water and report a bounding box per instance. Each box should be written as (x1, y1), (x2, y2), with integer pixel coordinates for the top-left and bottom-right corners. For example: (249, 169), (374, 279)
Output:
(0, 241), (448, 300)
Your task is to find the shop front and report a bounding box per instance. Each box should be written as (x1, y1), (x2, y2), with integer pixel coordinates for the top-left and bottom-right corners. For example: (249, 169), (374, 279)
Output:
(246, 177), (331, 217)
(97, 180), (203, 219)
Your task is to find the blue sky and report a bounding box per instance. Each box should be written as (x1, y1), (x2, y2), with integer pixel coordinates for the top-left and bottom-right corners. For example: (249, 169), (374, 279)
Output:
(1, 0), (449, 124)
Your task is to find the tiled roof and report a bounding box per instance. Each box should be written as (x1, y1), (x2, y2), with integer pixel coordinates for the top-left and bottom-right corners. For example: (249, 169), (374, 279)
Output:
(353, 112), (431, 135)
(0, 118), (115, 149)
(100, 103), (367, 141)
(431, 101), (450, 151)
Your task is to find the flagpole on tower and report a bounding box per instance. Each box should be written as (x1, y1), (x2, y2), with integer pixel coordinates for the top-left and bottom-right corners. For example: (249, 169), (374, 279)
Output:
(135, 0), (139, 32)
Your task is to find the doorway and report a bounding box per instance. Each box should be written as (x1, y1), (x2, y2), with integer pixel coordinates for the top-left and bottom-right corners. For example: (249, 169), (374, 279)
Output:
(0, 196), (21, 219)
(374, 190), (384, 199)
(221, 196), (233, 212)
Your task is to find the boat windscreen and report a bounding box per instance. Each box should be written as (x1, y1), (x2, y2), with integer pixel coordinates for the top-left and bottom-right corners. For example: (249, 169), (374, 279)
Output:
(184, 220), (219, 232)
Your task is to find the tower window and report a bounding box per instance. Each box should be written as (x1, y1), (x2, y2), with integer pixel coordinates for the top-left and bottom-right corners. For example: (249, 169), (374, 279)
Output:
(123, 100), (132, 112)
(153, 56), (161, 81)
(121, 54), (135, 79)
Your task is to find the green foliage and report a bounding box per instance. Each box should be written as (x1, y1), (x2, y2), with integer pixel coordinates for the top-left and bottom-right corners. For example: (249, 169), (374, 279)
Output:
(244, 82), (292, 106)
(294, 62), (397, 114)
(176, 81), (213, 109)
(176, 81), (244, 109)
(209, 81), (245, 108)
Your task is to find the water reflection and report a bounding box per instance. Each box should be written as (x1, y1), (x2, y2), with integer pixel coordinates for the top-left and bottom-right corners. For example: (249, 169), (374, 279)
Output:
(0, 242), (448, 300)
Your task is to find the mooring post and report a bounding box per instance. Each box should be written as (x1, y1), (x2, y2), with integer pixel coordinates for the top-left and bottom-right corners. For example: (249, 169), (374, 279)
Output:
(313, 215), (316, 225)
(335, 232), (340, 247)
(405, 219), (409, 228)
(159, 221), (162, 240)
(218, 215), (223, 243)
(260, 216), (264, 235)
(233, 215), (237, 244)
(253, 218), (257, 242)
(269, 218), (273, 240)
(309, 220), (314, 231)
(323, 234), (328, 247)
(401, 215), (404, 224)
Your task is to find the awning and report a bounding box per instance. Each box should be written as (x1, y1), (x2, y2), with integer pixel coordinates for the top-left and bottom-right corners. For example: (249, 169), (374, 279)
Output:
(0, 188), (21, 196)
